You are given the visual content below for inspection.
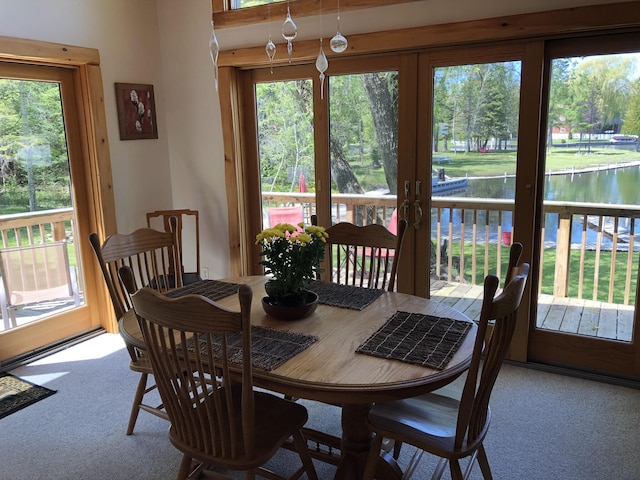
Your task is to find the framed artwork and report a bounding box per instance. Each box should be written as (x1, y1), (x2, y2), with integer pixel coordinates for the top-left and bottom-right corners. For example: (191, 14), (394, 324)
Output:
(114, 83), (158, 140)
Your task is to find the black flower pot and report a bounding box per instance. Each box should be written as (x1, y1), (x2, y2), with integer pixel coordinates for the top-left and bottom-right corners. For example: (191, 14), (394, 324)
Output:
(262, 290), (319, 321)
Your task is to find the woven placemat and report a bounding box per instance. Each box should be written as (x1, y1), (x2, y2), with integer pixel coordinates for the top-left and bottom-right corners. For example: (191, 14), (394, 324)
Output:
(188, 326), (318, 371)
(164, 279), (239, 302)
(356, 311), (472, 370)
(307, 280), (384, 310)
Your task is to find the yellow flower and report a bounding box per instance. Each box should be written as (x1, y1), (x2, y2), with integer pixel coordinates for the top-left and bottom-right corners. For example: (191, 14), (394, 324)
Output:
(256, 220), (328, 299)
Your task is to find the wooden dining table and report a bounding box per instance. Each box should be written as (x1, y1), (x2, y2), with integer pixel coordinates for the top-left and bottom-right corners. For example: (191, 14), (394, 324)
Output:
(119, 275), (477, 480)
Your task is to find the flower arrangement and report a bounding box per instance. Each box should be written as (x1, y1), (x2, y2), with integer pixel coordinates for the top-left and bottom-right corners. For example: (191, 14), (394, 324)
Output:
(256, 222), (328, 305)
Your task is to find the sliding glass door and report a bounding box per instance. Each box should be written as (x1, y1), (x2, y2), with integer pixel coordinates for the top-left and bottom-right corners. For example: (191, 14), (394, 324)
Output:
(528, 34), (640, 377)
(0, 62), (95, 361)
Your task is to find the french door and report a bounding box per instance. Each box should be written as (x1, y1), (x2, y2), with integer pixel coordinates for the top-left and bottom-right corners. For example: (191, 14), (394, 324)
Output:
(238, 36), (640, 378)
(245, 57), (412, 287)
(0, 62), (97, 361)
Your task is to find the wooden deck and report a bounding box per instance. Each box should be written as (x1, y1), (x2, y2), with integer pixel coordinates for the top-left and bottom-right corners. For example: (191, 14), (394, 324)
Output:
(430, 282), (634, 342)
(3, 284), (635, 343)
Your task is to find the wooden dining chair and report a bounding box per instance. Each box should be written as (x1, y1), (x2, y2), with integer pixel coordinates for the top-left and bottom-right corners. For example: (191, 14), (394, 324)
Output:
(89, 223), (182, 435)
(321, 217), (408, 291)
(363, 261), (530, 480)
(503, 241), (523, 287)
(146, 209), (201, 286)
(268, 205), (304, 228)
(127, 281), (318, 480)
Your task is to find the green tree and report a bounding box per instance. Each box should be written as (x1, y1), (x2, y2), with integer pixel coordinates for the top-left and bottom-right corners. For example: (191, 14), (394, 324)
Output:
(622, 78), (640, 140)
(0, 78), (71, 211)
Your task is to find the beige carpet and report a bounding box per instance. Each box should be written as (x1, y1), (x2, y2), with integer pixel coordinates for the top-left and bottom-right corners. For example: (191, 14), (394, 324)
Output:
(3, 333), (640, 479)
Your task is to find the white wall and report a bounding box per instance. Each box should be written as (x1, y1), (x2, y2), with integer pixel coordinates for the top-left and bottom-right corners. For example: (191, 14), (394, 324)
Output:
(156, 0), (230, 279)
(0, 0), (172, 236)
(0, 0), (632, 279)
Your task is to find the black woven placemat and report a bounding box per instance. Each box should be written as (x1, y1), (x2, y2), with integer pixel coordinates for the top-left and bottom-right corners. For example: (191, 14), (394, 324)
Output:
(188, 326), (319, 371)
(356, 311), (472, 370)
(307, 280), (384, 310)
(164, 279), (239, 302)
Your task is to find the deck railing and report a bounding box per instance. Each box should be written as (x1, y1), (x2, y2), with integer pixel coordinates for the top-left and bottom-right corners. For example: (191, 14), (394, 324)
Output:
(0, 208), (76, 248)
(0, 208), (80, 284)
(262, 192), (640, 305)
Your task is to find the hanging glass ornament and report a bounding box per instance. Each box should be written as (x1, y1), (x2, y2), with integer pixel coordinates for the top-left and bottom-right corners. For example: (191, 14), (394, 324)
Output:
(209, 18), (220, 91)
(281, 5), (298, 63)
(265, 1), (276, 73)
(266, 36), (277, 73)
(330, 2), (348, 54)
(316, 40), (328, 99)
(330, 21), (348, 53)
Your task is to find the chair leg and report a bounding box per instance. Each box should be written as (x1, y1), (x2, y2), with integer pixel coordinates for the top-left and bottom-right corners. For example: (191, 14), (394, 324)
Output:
(393, 440), (403, 460)
(476, 444), (493, 479)
(292, 429), (318, 480)
(402, 447), (425, 480)
(449, 459), (464, 480)
(126, 372), (149, 435)
(430, 458), (447, 480)
(177, 454), (193, 480)
(362, 433), (384, 480)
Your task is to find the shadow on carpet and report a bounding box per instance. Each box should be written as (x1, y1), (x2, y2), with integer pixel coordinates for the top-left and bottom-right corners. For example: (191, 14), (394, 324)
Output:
(0, 372), (56, 419)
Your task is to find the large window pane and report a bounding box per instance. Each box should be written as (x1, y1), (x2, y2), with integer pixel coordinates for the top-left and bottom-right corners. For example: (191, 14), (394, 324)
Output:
(256, 79), (315, 228)
(328, 71), (398, 228)
(0, 78), (85, 330)
(537, 52), (640, 342)
(430, 61), (522, 287)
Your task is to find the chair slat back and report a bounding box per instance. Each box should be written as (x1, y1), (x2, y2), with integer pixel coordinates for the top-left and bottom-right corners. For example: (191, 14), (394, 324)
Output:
(322, 219), (407, 291)
(130, 284), (255, 459)
(146, 209), (200, 278)
(455, 260), (530, 449)
(503, 241), (523, 287)
(89, 223), (181, 322)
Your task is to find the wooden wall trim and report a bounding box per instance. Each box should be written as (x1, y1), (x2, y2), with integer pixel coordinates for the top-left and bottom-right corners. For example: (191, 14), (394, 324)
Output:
(219, 66), (245, 277)
(213, 0), (418, 29)
(0, 36), (116, 333)
(0, 35), (100, 66)
(218, 2), (640, 68)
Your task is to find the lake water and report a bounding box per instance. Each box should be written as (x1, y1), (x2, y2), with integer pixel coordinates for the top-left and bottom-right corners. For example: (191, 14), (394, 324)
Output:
(433, 164), (640, 246)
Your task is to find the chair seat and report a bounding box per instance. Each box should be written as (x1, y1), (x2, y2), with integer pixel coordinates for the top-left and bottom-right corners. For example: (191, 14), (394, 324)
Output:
(368, 392), (486, 455)
(128, 353), (154, 374)
(169, 389), (309, 471)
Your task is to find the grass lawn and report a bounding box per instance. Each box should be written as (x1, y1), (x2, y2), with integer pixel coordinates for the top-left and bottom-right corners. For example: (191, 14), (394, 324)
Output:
(452, 242), (638, 305)
(435, 146), (640, 178)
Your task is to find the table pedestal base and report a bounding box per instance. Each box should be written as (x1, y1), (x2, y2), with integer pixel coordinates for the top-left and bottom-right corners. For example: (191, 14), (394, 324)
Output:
(334, 404), (402, 480)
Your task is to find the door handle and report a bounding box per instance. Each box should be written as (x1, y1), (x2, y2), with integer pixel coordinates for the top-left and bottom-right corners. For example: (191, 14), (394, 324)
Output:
(414, 200), (423, 229)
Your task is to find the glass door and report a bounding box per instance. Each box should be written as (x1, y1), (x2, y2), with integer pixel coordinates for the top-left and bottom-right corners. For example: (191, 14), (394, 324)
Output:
(0, 62), (94, 361)
(246, 57), (410, 289)
(409, 45), (528, 301)
(528, 34), (640, 377)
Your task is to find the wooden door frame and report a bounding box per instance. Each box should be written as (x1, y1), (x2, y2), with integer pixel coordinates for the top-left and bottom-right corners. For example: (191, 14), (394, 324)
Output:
(0, 36), (117, 362)
(527, 32), (640, 378)
(217, 4), (640, 374)
(228, 56), (414, 288)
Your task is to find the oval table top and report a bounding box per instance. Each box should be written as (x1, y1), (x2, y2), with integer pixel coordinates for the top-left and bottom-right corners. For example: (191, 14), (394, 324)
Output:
(120, 275), (477, 405)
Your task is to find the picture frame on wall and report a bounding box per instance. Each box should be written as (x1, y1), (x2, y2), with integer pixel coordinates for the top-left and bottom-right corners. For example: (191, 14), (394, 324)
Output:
(114, 82), (158, 140)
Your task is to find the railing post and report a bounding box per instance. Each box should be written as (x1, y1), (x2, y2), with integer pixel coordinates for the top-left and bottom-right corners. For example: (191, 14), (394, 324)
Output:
(554, 212), (572, 297)
(52, 221), (67, 241)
